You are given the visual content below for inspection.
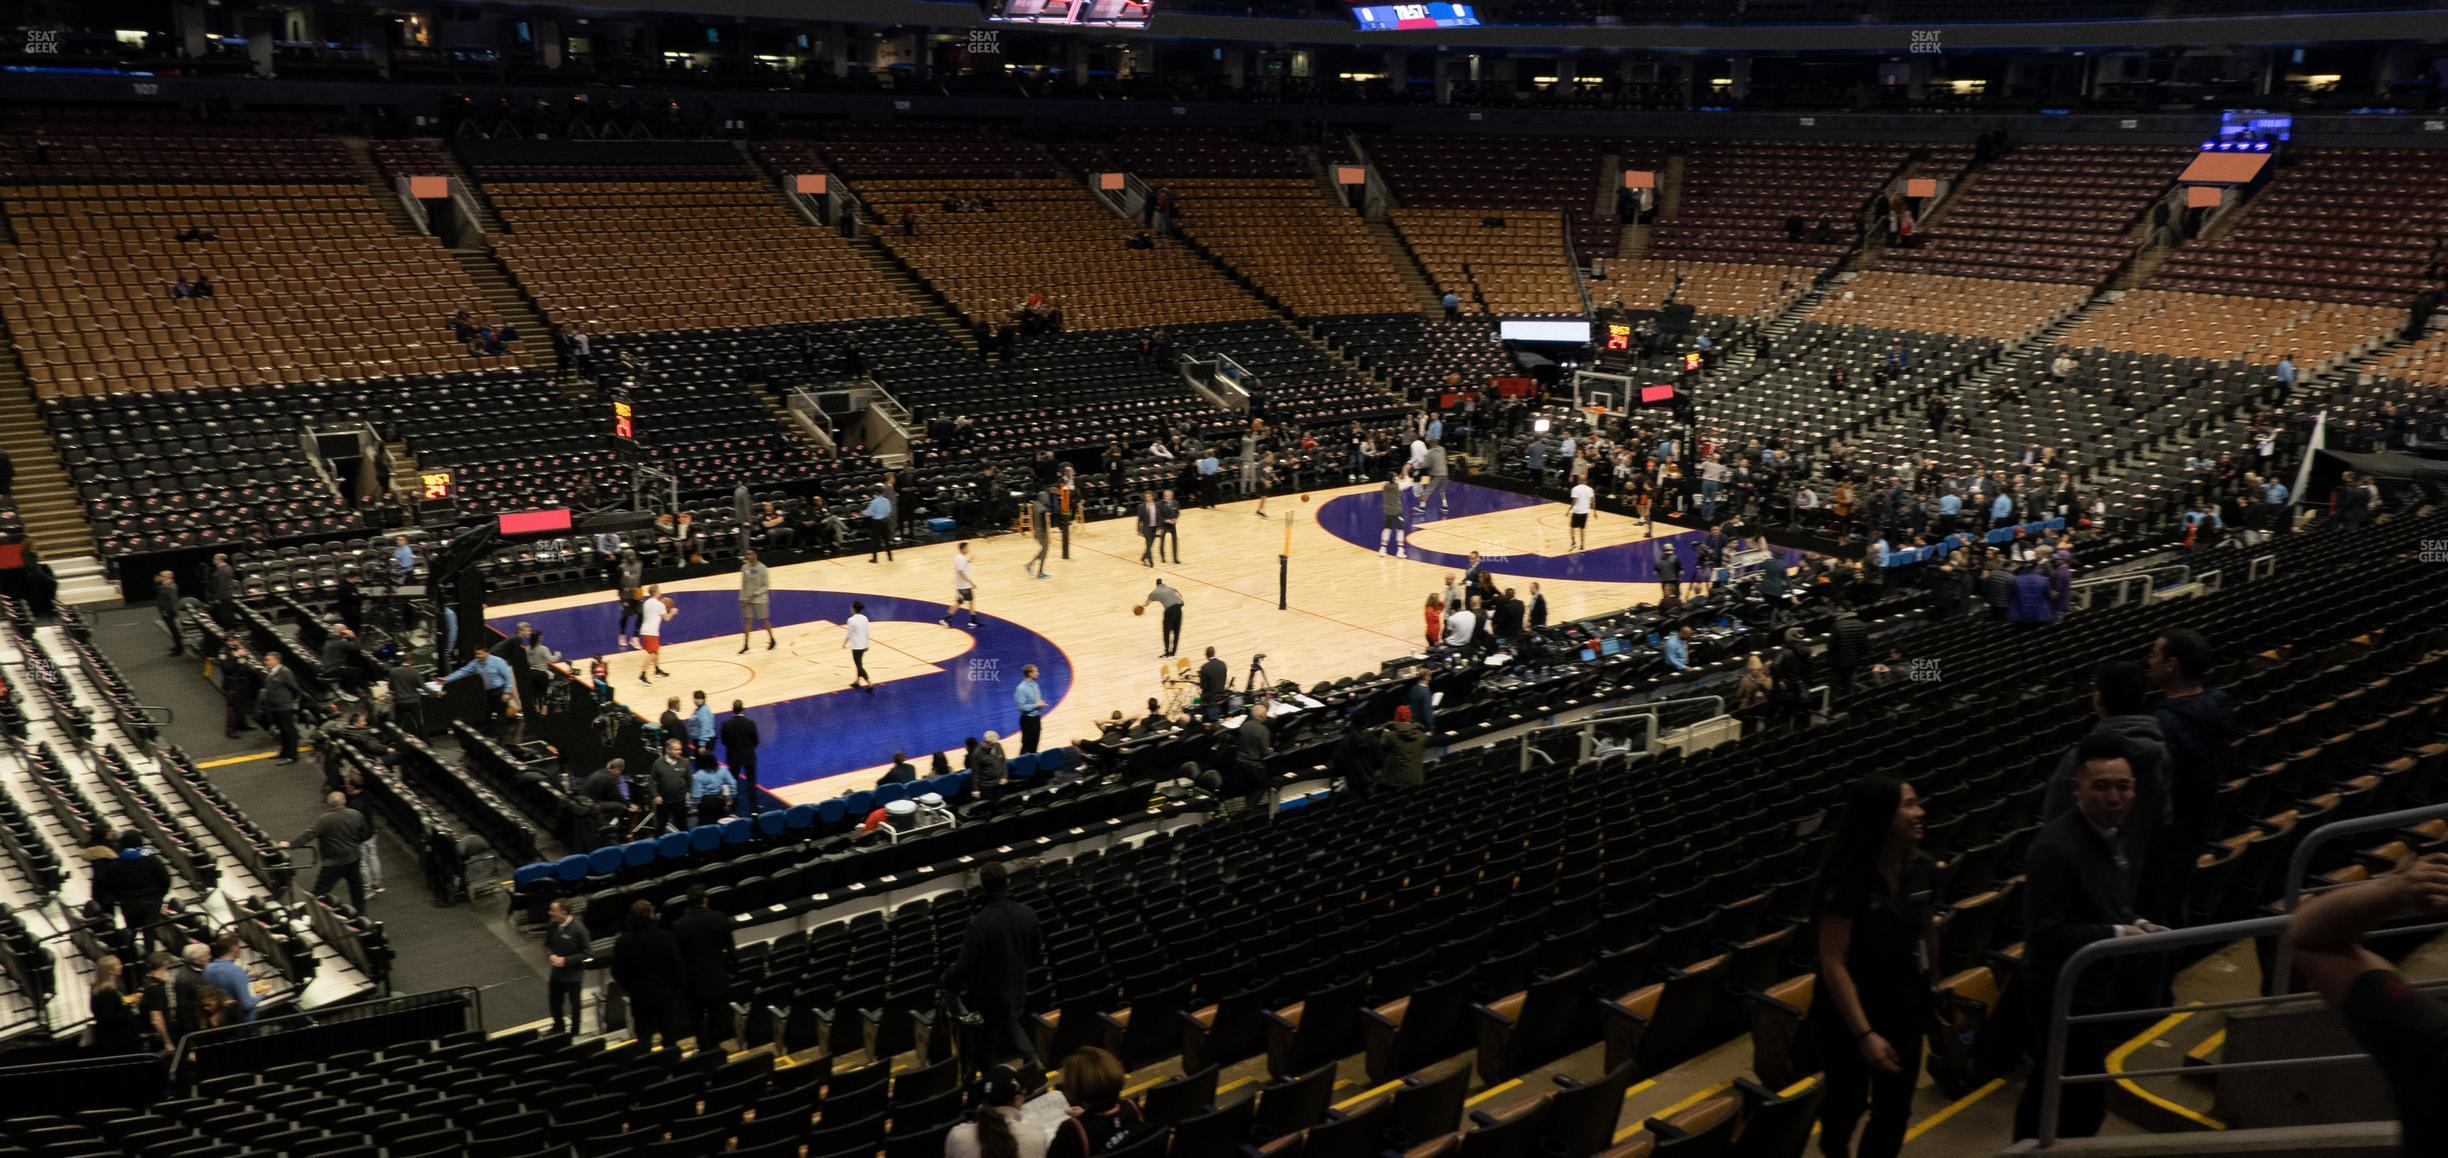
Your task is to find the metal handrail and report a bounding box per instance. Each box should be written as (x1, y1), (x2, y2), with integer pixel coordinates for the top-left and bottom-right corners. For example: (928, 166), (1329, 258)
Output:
(1513, 694), (1729, 771)
(2269, 801), (2448, 992)
(2070, 562), (2190, 591)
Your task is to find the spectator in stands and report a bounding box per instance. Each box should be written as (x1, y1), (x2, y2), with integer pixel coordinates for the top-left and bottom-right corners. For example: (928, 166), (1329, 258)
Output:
(441, 645), (514, 727)
(2045, 661), (2167, 865)
(259, 650), (305, 764)
(139, 950), (177, 1053)
(1826, 602), (1870, 691)
(1229, 701), (1275, 812)
(1048, 1047), (1144, 1158)
(171, 944), (211, 1041)
(551, 324), (575, 381)
(201, 934), (259, 1024)
(949, 1064), (1050, 1158)
(650, 737), (692, 835)
(947, 862), (1045, 1073)
(319, 623), (368, 703)
(2007, 563), (2055, 627)
(88, 955), (143, 1056)
(317, 710), (373, 791)
(2145, 628), (2233, 926)
(390, 536), (416, 583)
(2291, 853), (2448, 1155)
(2013, 736), (2164, 1141)
(1441, 290), (1460, 321)
(150, 570), (185, 657)
(94, 829), (172, 954)
(720, 701), (760, 816)
(578, 759), (636, 848)
(206, 553), (235, 620)
(1378, 705), (1427, 788)
(281, 791), (372, 912)
(967, 732), (1010, 804)
(673, 885), (736, 1049)
(1813, 774), (1934, 1158)
(689, 755), (731, 827)
(543, 898), (591, 1035)
(881, 752), (918, 785)
(612, 899), (687, 1049)
(1661, 625), (1692, 672)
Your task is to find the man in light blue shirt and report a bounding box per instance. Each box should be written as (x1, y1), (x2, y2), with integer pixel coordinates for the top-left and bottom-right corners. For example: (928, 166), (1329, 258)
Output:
(1014, 663), (1046, 755)
(1425, 415), (1443, 444)
(687, 691), (717, 754)
(391, 536), (416, 582)
(862, 486), (894, 563)
(1661, 627), (1691, 672)
(1937, 492), (1962, 530)
(203, 937), (260, 1022)
(443, 646), (515, 724)
(1196, 451), (1221, 507)
(2262, 479), (2289, 506)
(2275, 354), (2296, 389)
(1990, 491), (2013, 528)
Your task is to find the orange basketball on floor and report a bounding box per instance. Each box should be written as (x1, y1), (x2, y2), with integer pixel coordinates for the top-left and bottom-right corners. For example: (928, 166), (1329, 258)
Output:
(1133, 604), (1145, 616)
(1300, 493), (1311, 503)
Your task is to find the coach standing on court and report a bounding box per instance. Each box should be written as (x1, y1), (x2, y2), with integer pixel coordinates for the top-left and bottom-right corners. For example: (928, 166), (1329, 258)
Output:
(737, 550), (775, 653)
(1137, 491), (1163, 566)
(720, 701), (760, 816)
(1015, 664), (1046, 754)
(1159, 489), (1183, 563)
(1144, 580), (1184, 658)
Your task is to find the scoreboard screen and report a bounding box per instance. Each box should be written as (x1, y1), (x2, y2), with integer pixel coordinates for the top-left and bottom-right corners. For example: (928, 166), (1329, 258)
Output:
(612, 399), (635, 442)
(1349, 2), (1479, 29)
(418, 469), (455, 502)
(1604, 322), (1632, 352)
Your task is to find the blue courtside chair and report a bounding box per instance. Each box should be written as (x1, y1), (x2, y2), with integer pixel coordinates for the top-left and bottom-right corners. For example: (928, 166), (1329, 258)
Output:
(785, 803), (818, 831)
(845, 790), (877, 817)
(817, 799), (848, 827)
(720, 817), (753, 846)
(552, 854), (591, 886)
(622, 840), (658, 871)
(587, 845), (625, 877)
(514, 862), (554, 893)
(1039, 748), (1072, 777)
(657, 831), (692, 861)
(873, 781), (909, 806)
(945, 772), (971, 799)
(755, 810), (786, 839)
(1008, 753), (1041, 781)
(688, 824), (722, 854)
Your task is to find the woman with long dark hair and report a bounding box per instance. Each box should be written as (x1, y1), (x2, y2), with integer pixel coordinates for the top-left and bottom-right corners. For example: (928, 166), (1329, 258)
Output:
(1813, 774), (1937, 1158)
(944, 1064), (1048, 1158)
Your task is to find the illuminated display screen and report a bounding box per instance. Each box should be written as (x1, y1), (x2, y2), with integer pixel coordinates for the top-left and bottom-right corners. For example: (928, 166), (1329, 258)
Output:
(1349, 2), (1480, 30)
(418, 469), (455, 502)
(1683, 351), (1703, 372)
(612, 399), (634, 441)
(1605, 323), (1632, 352)
(1642, 384), (1677, 404)
(990, 0), (1152, 27)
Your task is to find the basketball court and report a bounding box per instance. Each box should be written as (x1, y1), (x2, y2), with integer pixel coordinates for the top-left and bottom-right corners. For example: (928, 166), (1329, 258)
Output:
(486, 481), (1798, 803)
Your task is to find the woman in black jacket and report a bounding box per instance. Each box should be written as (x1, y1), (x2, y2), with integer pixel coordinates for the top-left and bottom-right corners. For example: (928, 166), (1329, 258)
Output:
(612, 900), (687, 1049)
(1046, 1047), (1145, 1158)
(1813, 775), (1938, 1158)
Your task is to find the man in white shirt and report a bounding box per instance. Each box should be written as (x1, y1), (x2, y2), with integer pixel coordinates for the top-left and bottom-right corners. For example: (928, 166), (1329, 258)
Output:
(939, 542), (979, 629)
(844, 601), (874, 692)
(1443, 600), (1478, 650)
(1568, 480), (1596, 551)
(637, 586), (673, 684)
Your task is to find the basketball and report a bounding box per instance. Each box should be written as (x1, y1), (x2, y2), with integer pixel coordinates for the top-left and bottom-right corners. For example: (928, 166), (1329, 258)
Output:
(1300, 494), (1311, 503)
(1133, 604), (1145, 616)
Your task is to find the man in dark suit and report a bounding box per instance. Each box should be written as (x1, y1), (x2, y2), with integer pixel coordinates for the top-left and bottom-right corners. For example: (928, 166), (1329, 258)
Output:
(944, 862), (1044, 1074)
(543, 898), (592, 1035)
(719, 702), (760, 817)
(673, 885), (736, 1050)
(2014, 736), (2166, 1142)
(611, 899), (687, 1049)
(1158, 490), (1183, 564)
(1197, 647), (1229, 720)
(259, 651), (305, 765)
(1136, 490), (1162, 567)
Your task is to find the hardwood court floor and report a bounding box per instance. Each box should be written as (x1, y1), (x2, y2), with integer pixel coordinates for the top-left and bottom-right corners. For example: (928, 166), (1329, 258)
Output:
(489, 482), (1684, 803)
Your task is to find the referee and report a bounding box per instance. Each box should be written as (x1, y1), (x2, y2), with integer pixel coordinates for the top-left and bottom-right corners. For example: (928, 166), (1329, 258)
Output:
(1143, 579), (1184, 658)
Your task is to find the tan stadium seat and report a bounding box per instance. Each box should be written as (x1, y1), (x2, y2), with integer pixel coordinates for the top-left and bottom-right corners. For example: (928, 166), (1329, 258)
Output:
(1813, 271), (2093, 340)
(860, 176), (1269, 333)
(478, 176), (916, 334)
(2, 177), (513, 397)
(2059, 289), (2397, 365)
(1595, 259), (1810, 319)
(1161, 178), (1414, 318)
(1393, 209), (1583, 317)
